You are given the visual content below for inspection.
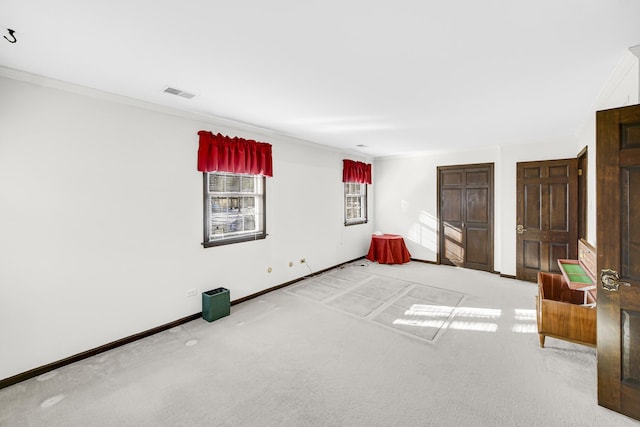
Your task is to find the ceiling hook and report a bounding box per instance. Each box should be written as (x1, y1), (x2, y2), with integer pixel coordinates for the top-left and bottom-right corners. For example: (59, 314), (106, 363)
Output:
(4, 28), (17, 43)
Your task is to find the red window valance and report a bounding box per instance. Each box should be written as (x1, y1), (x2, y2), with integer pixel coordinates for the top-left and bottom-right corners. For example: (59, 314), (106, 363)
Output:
(197, 130), (273, 176)
(343, 159), (372, 184)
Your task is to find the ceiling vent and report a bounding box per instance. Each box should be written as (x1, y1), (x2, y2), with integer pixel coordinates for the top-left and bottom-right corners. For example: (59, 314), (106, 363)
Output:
(163, 87), (195, 99)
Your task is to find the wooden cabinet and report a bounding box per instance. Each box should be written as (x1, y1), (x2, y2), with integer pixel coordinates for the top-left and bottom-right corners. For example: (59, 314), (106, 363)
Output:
(536, 272), (596, 347)
(535, 239), (597, 347)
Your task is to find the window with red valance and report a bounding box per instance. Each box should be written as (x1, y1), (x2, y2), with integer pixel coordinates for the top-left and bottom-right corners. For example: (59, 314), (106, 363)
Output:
(198, 130), (272, 247)
(343, 159), (371, 225)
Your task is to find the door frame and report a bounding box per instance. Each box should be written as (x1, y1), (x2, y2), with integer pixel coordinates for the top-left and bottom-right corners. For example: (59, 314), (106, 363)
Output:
(577, 146), (588, 240)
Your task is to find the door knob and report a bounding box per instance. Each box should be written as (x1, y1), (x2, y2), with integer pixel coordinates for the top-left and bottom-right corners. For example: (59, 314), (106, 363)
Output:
(516, 224), (527, 234)
(601, 269), (631, 292)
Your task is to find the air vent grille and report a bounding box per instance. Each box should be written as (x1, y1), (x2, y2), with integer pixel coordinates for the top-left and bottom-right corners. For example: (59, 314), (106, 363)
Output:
(163, 87), (195, 99)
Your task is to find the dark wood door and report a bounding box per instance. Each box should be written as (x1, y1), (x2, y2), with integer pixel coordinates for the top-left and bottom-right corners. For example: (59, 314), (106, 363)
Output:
(438, 163), (494, 272)
(596, 104), (640, 420)
(516, 159), (578, 282)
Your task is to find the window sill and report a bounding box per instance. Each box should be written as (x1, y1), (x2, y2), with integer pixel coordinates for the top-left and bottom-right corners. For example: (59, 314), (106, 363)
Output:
(202, 233), (267, 248)
(344, 220), (368, 227)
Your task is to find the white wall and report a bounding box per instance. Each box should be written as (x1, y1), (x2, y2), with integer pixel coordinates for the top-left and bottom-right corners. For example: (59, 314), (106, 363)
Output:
(576, 50), (640, 246)
(374, 141), (578, 277)
(0, 70), (373, 380)
(374, 146), (501, 268)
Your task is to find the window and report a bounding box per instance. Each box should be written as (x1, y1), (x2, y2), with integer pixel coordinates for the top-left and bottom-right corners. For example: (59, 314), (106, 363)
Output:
(203, 172), (266, 247)
(344, 182), (368, 225)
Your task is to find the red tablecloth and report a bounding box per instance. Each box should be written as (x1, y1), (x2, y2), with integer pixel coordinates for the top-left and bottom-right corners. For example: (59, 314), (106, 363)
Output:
(366, 234), (411, 264)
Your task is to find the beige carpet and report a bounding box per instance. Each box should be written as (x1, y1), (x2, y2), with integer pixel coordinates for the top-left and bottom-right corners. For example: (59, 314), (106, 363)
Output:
(1, 261), (638, 426)
(286, 267), (465, 342)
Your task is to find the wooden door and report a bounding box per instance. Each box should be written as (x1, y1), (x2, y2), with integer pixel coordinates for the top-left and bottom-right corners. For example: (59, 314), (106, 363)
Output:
(516, 159), (578, 282)
(596, 104), (640, 420)
(438, 163), (494, 272)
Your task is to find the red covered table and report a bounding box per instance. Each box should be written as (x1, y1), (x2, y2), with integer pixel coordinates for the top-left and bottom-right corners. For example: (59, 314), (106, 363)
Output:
(366, 234), (411, 264)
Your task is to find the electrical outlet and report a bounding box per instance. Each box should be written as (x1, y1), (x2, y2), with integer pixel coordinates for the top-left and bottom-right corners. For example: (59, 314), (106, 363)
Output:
(185, 288), (197, 298)
(300, 258), (306, 264)
(289, 261), (293, 267)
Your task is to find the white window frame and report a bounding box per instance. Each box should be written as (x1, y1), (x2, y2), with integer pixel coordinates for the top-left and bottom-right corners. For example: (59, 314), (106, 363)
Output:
(344, 182), (368, 226)
(203, 172), (266, 247)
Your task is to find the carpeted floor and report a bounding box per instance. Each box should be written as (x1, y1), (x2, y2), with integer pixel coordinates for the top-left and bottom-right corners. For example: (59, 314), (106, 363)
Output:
(1, 261), (639, 426)
(286, 267), (465, 342)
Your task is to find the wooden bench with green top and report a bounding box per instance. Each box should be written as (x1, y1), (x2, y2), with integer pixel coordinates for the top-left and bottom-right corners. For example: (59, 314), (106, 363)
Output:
(536, 239), (597, 348)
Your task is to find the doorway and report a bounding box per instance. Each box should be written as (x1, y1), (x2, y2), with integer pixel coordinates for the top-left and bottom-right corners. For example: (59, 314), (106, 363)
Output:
(438, 163), (494, 272)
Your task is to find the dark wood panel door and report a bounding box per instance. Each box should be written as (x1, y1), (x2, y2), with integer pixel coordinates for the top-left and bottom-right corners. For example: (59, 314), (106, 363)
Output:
(596, 104), (640, 420)
(516, 159), (578, 282)
(438, 163), (494, 272)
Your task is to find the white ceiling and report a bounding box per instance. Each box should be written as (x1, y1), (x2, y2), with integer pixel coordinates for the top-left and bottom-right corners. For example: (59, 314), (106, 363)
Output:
(2, 1), (640, 157)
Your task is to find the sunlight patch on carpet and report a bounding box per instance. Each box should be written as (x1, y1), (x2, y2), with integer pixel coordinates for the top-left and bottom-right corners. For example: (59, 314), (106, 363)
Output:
(286, 266), (466, 342)
(512, 308), (537, 334)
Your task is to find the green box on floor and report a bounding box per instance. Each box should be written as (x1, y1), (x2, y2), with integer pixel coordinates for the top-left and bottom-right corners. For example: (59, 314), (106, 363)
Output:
(202, 287), (230, 322)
